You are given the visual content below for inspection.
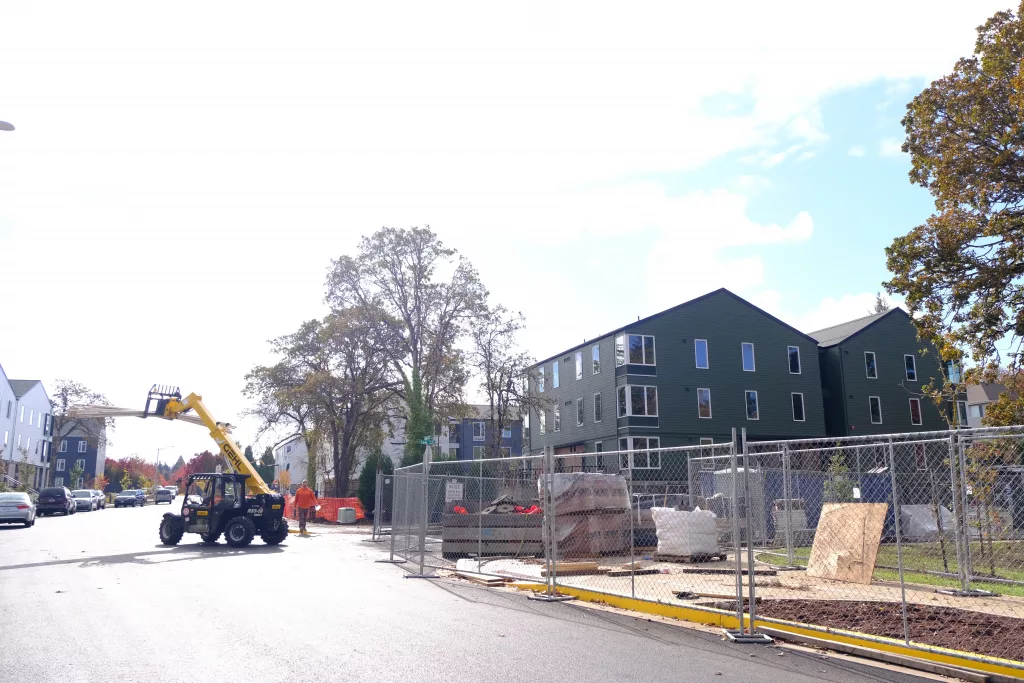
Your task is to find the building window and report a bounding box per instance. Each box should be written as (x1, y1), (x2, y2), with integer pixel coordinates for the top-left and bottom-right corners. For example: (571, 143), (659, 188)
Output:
(553, 361), (560, 388)
(473, 446), (486, 459)
(78, 440), (88, 453)
(617, 437), (661, 470)
(44, 414), (50, 433)
(472, 422), (486, 441)
(28, 409), (33, 425)
(617, 386), (627, 417)
(631, 386), (658, 416)
(538, 366), (545, 393)
(539, 411), (546, 435)
(2, 430), (6, 445)
(59, 440), (67, 453)
(285, 444), (293, 454)
(915, 444), (927, 471)
(741, 343), (756, 371)
(945, 360), (962, 384)
(909, 398), (923, 426)
(56, 458), (65, 472)
(968, 403), (984, 419)
(788, 346), (801, 374)
(618, 334), (656, 366)
(54, 477), (63, 486)
(575, 352), (583, 380)
(791, 393), (805, 422)
(25, 438), (30, 451)
(16, 434), (21, 448)
(501, 427), (512, 439)
(593, 393), (602, 422)
(869, 396), (883, 424)
(697, 388), (712, 419)
(745, 390), (759, 420)
(19, 406), (24, 422)
(76, 458), (85, 470)
(956, 401), (967, 425)
(905, 354), (917, 382)
(695, 339), (709, 369)
(554, 406), (561, 432)
(592, 345), (601, 374)
(35, 441), (39, 454)
(576, 398), (584, 426)
(36, 413), (41, 429)
(699, 437), (714, 445)
(5, 400), (10, 418)
(865, 352), (877, 379)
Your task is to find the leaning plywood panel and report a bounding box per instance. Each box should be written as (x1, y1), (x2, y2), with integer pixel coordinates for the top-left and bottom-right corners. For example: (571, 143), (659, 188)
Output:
(806, 503), (887, 585)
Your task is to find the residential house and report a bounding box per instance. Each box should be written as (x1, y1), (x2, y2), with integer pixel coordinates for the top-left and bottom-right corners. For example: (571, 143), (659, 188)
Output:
(272, 434), (312, 494)
(0, 363), (14, 481)
(964, 383), (1010, 428)
(51, 419), (107, 489)
(526, 289), (827, 476)
(445, 405), (524, 461)
(5, 379), (53, 489)
(809, 308), (950, 438)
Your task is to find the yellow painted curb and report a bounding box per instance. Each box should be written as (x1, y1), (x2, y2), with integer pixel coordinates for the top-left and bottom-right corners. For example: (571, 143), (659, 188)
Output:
(511, 583), (1024, 681)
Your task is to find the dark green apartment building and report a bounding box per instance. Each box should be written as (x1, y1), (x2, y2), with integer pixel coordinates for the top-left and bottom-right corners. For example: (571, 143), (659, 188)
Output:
(525, 289), (828, 470)
(808, 307), (950, 437)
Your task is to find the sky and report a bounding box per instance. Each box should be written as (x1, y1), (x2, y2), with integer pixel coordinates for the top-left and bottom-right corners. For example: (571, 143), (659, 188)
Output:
(0, 1), (1011, 467)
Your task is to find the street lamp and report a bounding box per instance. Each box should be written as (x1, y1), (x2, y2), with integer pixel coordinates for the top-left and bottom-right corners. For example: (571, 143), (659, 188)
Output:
(156, 445), (175, 488)
(0, 122), (14, 131)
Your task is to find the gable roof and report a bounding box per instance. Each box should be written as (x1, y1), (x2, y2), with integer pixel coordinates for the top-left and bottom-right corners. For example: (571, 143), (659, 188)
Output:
(966, 383), (1010, 405)
(807, 308), (910, 348)
(531, 288), (821, 368)
(9, 379), (41, 399)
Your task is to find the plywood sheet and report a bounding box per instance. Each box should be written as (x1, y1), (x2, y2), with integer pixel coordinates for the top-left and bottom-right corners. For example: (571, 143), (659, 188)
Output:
(806, 503), (887, 585)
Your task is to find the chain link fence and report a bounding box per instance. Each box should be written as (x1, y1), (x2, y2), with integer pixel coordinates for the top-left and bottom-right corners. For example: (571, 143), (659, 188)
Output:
(386, 426), (1024, 670)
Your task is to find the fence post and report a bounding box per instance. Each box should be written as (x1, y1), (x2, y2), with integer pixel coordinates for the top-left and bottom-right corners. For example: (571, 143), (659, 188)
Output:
(957, 436), (974, 592)
(782, 441), (795, 568)
(377, 468), (405, 564)
(742, 429), (758, 633)
(529, 448), (573, 602)
(417, 446), (431, 575)
(730, 428), (744, 631)
(478, 457), (484, 574)
(947, 431), (969, 593)
(887, 436), (911, 645)
(628, 472), (636, 599)
(372, 468), (382, 542)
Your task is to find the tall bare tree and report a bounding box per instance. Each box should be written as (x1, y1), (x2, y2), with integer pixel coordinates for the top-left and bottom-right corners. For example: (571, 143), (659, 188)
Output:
(325, 227), (486, 463)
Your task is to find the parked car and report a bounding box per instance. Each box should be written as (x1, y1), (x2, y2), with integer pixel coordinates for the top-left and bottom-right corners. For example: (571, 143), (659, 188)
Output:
(91, 490), (106, 509)
(115, 490), (140, 508)
(37, 487), (76, 516)
(72, 489), (97, 511)
(155, 487), (175, 504)
(134, 490), (147, 506)
(0, 491), (36, 527)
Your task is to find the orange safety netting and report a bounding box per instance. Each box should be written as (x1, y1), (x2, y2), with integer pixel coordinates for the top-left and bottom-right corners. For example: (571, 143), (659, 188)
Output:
(283, 495), (365, 522)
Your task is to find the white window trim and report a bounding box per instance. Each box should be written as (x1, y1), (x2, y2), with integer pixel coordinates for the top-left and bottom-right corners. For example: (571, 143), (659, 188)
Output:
(56, 458), (65, 472)
(787, 346), (801, 375)
(575, 351), (583, 380)
(791, 392), (806, 422)
(76, 459), (85, 470)
(592, 344), (601, 375)
(625, 334), (657, 366)
(593, 393), (602, 423)
(700, 437), (714, 446)
(576, 397), (584, 427)
(741, 342), (756, 372)
(28, 409), (33, 424)
(538, 366), (545, 393)
(553, 361), (559, 389)
(617, 386), (627, 418)
(865, 351), (878, 379)
(744, 390), (759, 421)
(909, 397), (923, 426)
(615, 334), (626, 367)
(617, 437), (662, 470)
(695, 339), (709, 369)
(869, 396), (883, 424)
(956, 400), (968, 425)
(904, 354), (917, 382)
(621, 384), (659, 417)
(472, 421), (486, 441)
(472, 445), (485, 459)
(19, 405), (24, 422)
(78, 440), (88, 453)
(2, 430), (7, 446)
(59, 440), (67, 453)
(553, 405), (561, 432)
(697, 388), (712, 419)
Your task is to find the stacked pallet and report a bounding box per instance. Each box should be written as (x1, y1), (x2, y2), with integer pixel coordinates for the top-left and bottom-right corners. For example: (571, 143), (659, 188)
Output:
(441, 512), (543, 559)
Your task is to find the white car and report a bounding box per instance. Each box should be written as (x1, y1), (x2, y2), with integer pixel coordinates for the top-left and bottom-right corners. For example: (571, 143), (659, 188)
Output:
(72, 489), (97, 511)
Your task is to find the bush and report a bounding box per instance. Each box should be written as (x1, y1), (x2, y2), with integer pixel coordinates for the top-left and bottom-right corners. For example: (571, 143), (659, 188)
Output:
(358, 452), (394, 519)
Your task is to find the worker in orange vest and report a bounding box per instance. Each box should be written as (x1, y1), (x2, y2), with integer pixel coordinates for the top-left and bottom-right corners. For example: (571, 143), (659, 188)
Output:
(294, 479), (318, 534)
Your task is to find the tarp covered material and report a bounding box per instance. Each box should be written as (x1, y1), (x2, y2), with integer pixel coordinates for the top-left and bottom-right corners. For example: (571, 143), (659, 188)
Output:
(543, 472), (630, 515)
(651, 507), (719, 556)
(554, 512), (631, 556)
(900, 504), (955, 541)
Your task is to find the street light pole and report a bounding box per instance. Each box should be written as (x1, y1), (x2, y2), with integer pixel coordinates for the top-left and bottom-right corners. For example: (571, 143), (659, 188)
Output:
(156, 446), (175, 490)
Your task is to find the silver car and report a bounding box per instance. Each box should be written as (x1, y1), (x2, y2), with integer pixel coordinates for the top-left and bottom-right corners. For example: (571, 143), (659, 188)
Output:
(72, 489), (97, 511)
(0, 491), (36, 527)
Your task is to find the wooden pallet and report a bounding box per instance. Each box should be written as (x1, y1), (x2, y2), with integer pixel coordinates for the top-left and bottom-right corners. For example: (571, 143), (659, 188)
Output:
(605, 568), (662, 577)
(453, 571), (511, 587)
(654, 553), (728, 564)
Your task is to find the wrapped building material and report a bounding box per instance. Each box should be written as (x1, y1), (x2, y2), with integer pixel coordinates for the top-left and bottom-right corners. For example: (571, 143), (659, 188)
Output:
(651, 507), (719, 556)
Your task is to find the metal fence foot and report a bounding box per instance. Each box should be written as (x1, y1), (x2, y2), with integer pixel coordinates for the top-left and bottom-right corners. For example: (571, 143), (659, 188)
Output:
(723, 629), (774, 644)
(374, 559), (406, 564)
(403, 574), (441, 579)
(527, 593), (576, 602)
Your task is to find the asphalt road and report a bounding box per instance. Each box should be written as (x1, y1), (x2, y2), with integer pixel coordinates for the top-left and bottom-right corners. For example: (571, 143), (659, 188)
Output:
(0, 501), (938, 683)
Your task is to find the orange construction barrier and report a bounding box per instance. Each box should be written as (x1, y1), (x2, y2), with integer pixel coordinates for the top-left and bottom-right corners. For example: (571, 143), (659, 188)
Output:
(282, 494), (364, 522)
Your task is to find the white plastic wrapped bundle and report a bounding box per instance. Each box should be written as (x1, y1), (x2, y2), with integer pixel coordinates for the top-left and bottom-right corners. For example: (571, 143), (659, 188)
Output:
(651, 507), (719, 556)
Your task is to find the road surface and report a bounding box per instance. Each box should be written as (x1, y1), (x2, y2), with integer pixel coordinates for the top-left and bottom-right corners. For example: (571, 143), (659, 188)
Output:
(0, 500), (936, 682)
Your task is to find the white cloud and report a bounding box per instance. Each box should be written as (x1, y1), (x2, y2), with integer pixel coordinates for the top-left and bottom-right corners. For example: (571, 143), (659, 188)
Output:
(880, 139), (905, 157)
(848, 145), (867, 157)
(734, 175), (772, 194)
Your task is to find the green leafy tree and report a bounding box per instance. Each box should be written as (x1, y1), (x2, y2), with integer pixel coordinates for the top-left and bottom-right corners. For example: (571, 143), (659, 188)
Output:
(49, 380), (114, 484)
(325, 227), (486, 465)
(886, 4), (1024, 416)
(69, 461), (84, 489)
(822, 452), (854, 503)
(357, 450), (394, 518)
(120, 470), (132, 492)
(15, 449), (34, 492)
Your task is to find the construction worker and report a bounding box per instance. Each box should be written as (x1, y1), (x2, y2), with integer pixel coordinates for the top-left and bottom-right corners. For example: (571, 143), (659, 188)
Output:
(294, 479), (318, 534)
